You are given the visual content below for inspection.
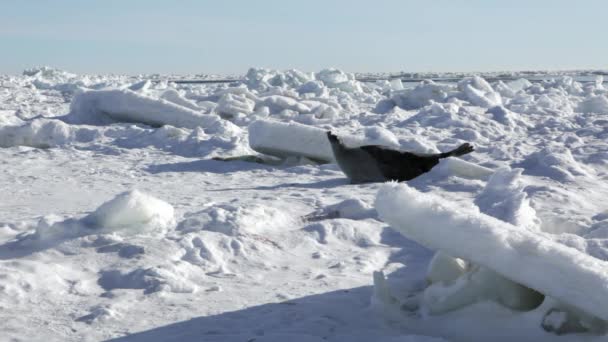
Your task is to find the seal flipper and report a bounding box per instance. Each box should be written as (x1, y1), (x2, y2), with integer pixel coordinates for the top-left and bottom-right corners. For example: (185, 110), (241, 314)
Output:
(439, 143), (475, 158)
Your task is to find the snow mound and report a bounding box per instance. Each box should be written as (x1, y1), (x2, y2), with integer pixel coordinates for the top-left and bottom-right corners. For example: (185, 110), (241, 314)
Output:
(159, 89), (202, 111)
(67, 89), (223, 129)
(316, 68), (362, 93)
(98, 263), (198, 294)
(0, 118), (97, 148)
(391, 80), (453, 110)
(260, 95), (312, 114)
(0, 260), (71, 302)
(245, 67), (313, 91)
(304, 198), (376, 222)
(458, 76), (502, 108)
(375, 183), (608, 322)
(405, 102), (464, 129)
(302, 220), (381, 248)
(516, 146), (591, 182)
(177, 203), (294, 236)
(83, 190), (175, 235)
(578, 95), (608, 114)
(475, 167), (540, 231)
(216, 92), (256, 117)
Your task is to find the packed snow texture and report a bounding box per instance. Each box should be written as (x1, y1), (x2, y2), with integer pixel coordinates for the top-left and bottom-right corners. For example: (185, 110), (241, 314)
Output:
(1, 66), (608, 341)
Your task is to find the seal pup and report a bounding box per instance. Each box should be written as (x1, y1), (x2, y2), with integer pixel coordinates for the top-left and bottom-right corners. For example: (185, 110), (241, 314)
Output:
(327, 131), (474, 183)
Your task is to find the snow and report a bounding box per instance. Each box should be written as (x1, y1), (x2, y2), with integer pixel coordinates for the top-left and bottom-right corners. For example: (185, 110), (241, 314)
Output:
(2, 66), (608, 341)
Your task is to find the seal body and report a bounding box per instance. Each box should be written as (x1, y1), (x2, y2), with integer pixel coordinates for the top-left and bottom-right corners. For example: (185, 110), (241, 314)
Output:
(327, 131), (474, 184)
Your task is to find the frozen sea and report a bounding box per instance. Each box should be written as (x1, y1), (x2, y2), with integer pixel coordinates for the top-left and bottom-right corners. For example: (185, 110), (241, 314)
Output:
(1, 66), (608, 341)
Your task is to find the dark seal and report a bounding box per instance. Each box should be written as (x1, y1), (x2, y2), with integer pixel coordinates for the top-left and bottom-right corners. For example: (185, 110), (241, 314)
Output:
(327, 131), (474, 184)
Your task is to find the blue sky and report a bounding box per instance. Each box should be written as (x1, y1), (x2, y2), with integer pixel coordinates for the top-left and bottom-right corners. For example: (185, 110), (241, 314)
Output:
(1, 0), (606, 75)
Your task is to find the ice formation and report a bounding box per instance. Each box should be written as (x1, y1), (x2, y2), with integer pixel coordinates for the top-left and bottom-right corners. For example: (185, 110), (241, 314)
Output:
(375, 183), (608, 323)
(2, 66), (608, 341)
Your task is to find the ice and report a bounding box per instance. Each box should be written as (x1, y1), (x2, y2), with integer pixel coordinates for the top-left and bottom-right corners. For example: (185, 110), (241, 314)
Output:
(0, 118), (97, 148)
(159, 89), (202, 111)
(375, 182), (608, 322)
(474, 167), (540, 231)
(248, 119), (336, 162)
(578, 95), (608, 114)
(457, 76), (502, 108)
(3, 66), (608, 341)
(217, 92), (256, 117)
(391, 80), (453, 110)
(83, 190), (175, 235)
(66, 88), (223, 129)
(516, 146), (591, 182)
(260, 95), (312, 114)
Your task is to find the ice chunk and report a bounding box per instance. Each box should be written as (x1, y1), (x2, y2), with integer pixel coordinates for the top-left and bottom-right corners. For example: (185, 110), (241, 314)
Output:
(458, 76), (502, 108)
(375, 183), (608, 321)
(83, 190), (175, 235)
(159, 89), (201, 111)
(475, 167), (540, 231)
(248, 120), (335, 162)
(260, 95), (312, 114)
(216, 93), (256, 117)
(424, 265), (544, 314)
(426, 252), (468, 285)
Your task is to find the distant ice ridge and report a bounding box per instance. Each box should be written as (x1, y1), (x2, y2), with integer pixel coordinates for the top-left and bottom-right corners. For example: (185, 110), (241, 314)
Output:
(21, 66), (130, 93)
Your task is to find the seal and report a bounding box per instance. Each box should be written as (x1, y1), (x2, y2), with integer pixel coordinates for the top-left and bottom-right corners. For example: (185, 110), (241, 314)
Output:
(327, 131), (474, 183)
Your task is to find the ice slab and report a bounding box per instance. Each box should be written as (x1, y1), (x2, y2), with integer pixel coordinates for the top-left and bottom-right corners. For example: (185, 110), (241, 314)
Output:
(248, 120), (336, 162)
(375, 183), (608, 321)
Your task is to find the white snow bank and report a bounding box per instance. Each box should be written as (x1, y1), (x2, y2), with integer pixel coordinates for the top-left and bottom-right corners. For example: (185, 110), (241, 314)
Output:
(578, 95), (608, 114)
(67, 89), (223, 129)
(248, 120), (335, 162)
(84, 190), (175, 235)
(474, 168), (540, 231)
(375, 183), (608, 321)
(0, 118), (98, 148)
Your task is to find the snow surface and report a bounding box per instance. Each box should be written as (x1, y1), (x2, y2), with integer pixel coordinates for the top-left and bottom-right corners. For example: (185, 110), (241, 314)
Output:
(1, 66), (608, 341)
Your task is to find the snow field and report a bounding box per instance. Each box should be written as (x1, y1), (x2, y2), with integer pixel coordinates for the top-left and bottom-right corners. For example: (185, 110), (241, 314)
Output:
(1, 66), (608, 341)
